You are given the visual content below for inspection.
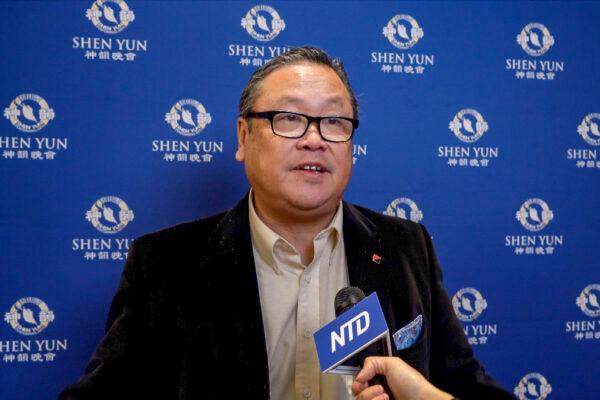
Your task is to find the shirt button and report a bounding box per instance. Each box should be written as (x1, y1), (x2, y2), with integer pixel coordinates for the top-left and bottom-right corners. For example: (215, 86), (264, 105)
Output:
(304, 275), (311, 284)
(303, 330), (312, 339)
(303, 389), (312, 398)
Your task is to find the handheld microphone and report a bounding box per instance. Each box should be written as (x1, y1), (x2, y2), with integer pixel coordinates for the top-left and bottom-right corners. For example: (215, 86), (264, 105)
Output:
(334, 287), (394, 399)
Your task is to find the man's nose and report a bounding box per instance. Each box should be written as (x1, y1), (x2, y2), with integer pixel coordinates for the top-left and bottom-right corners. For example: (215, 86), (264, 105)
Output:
(299, 122), (326, 150)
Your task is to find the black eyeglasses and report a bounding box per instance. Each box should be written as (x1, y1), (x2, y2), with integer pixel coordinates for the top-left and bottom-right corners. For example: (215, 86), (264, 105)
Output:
(243, 111), (359, 143)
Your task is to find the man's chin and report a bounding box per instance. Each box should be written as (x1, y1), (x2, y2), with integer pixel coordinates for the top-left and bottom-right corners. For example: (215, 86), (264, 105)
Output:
(287, 196), (340, 215)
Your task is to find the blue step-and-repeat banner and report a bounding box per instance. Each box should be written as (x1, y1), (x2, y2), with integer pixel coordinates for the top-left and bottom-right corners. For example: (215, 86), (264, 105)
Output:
(1, 1), (599, 399)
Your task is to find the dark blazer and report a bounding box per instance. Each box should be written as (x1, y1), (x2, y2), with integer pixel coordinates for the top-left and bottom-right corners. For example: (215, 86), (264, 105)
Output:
(60, 196), (514, 400)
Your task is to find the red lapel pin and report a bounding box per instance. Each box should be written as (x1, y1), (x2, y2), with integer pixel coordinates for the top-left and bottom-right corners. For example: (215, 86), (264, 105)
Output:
(371, 253), (382, 264)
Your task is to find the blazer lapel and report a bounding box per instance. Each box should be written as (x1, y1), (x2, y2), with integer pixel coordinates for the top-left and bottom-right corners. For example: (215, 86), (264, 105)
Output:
(343, 203), (392, 316)
(193, 194), (270, 396)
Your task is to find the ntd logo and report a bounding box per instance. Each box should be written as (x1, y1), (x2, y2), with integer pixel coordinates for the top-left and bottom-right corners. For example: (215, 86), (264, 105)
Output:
(314, 292), (390, 373)
(331, 311), (370, 352)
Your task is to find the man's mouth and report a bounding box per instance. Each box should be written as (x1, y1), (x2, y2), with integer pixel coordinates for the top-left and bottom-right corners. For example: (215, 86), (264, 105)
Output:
(294, 163), (327, 173)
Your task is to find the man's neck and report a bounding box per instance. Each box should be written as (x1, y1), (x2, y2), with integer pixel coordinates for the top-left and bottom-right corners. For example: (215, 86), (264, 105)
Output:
(252, 194), (339, 265)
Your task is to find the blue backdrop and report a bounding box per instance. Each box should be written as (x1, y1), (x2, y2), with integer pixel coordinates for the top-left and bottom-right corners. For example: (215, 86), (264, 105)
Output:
(1, 1), (599, 399)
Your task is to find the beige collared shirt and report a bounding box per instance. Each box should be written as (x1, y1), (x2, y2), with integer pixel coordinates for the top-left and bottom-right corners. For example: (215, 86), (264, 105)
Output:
(248, 193), (352, 400)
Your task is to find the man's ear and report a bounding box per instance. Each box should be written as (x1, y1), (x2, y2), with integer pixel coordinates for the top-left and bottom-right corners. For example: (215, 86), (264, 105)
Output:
(235, 117), (249, 162)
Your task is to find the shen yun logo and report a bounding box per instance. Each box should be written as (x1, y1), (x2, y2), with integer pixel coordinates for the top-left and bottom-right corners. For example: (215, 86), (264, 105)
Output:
(4, 297), (55, 336)
(372, 13), (433, 76)
(452, 288), (487, 322)
(566, 284), (600, 342)
(74, 0), (146, 62)
(452, 288), (497, 345)
(228, 6), (289, 68)
(3, 297), (68, 364)
(514, 373), (552, 400)
(72, 196), (134, 261)
(241, 5), (286, 42)
(578, 113), (600, 146)
(515, 198), (553, 232)
(438, 108), (498, 168)
(86, 0), (135, 34)
(86, 196), (134, 234)
(506, 23), (562, 81)
(576, 284), (600, 318)
(382, 14), (424, 50)
(517, 23), (554, 57)
(165, 99), (212, 137)
(383, 197), (423, 223)
(506, 198), (563, 256)
(2, 94), (68, 161)
(449, 109), (488, 143)
(567, 113), (600, 169)
(155, 100), (222, 164)
(4, 94), (55, 133)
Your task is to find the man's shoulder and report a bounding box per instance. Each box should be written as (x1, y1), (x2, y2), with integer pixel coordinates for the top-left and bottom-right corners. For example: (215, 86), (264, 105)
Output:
(131, 210), (230, 257)
(343, 201), (434, 262)
(344, 201), (426, 238)
(140, 212), (226, 241)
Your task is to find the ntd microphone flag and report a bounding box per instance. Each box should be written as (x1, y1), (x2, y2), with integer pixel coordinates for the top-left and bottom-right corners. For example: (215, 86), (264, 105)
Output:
(313, 292), (391, 373)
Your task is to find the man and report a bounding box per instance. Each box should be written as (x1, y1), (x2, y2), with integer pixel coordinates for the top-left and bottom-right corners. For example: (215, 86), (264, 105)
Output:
(60, 47), (514, 400)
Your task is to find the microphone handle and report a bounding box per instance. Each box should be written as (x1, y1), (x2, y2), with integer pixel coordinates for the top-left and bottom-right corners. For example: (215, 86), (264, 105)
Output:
(369, 374), (394, 400)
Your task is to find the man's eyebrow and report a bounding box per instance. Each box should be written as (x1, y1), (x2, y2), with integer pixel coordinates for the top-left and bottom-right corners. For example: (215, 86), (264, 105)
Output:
(273, 95), (346, 106)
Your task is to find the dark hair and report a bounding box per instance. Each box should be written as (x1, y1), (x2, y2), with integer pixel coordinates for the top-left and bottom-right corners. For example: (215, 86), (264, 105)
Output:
(239, 46), (358, 118)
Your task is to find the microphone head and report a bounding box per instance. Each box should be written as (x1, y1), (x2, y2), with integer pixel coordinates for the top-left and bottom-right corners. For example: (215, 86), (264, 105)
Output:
(335, 286), (366, 316)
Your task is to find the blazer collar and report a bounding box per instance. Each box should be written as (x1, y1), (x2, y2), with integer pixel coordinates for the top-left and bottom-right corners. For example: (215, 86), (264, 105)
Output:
(204, 199), (391, 312)
(207, 198), (393, 313)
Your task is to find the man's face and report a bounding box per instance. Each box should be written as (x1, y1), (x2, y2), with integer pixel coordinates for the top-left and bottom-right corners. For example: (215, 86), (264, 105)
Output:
(236, 63), (354, 222)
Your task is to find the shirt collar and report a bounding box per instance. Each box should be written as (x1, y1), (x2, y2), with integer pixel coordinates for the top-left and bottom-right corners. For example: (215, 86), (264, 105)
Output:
(248, 190), (343, 273)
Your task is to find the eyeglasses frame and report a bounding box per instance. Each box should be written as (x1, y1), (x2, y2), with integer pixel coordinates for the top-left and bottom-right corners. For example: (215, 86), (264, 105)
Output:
(242, 110), (359, 143)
